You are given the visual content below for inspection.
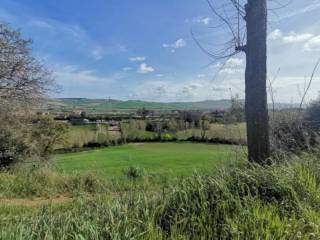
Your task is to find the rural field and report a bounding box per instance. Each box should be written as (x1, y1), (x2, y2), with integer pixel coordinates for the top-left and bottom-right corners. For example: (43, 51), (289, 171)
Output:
(54, 143), (243, 178)
(60, 123), (247, 149)
(1, 0), (320, 239)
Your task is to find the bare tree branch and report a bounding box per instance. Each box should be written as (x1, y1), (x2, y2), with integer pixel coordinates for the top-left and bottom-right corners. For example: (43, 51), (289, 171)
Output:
(299, 58), (320, 111)
(0, 23), (56, 104)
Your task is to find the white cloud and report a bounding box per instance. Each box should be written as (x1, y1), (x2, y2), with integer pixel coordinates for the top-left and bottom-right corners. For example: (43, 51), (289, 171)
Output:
(268, 29), (320, 52)
(220, 68), (244, 74)
(55, 65), (115, 85)
(90, 47), (105, 60)
(163, 38), (186, 51)
(268, 29), (283, 40)
(130, 74), (245, 102)
(137, 63), (155, 74)
(225, 58), (243, 67)
(271, 76), (320, 103)
(208, 58), (245, 76)
(282, 33), (314, 44)
(174, 39), (186, 48)
(53, 65), (127, 98)
(210, 62), (223, 69)
(129, 56), (146, 62)
(213, 58), (244, 75)
(268, 29), (314, 44)
(201, 17), (211, 25)
(211, 58), (243, 71)
(130, 64), (320, 103)
(89, 44), (128, 60)
(304, 36), (320, 51)
(123, 67), (133, 72)
(187, 16), (211, 25)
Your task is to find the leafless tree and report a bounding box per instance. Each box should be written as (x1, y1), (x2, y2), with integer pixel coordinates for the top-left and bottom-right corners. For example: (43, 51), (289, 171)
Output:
(0, 23), (55, 103)
(195, 0), (288, 163)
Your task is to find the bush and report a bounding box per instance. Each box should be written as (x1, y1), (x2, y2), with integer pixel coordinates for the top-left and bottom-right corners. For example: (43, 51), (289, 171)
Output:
(271, 118), (320, 155)
(305, 99), (320, 130)
(0, 107), (31, 168)
(31, 116), (70, 159)
(123, 166), (145, 180)
(0, 125), (30, 169)
(157, 156), (320, 239)
(162, 133), (174, 141)
(0, 111), (70, 168)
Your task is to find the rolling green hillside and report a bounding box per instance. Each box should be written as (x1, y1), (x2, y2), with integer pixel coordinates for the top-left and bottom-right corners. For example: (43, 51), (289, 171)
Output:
(46, 98), (233, 112)
(45, 98), (297, 113)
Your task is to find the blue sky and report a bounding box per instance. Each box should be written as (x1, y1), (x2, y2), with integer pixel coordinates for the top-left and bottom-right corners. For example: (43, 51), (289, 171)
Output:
(1, 0), (320, 103)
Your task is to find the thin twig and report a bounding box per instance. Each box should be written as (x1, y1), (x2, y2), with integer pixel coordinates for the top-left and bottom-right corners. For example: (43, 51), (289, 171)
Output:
(299, 58), (320, 112)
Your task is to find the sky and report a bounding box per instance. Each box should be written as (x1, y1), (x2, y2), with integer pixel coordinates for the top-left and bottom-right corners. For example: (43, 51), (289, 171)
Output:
(1, 0), (320, 103)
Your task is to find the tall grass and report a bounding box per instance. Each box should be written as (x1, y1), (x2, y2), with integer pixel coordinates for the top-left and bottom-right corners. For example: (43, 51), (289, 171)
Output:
(58, 123), (246, 151)
(0, 168), (109, 198)
(1, 154), (320, 239)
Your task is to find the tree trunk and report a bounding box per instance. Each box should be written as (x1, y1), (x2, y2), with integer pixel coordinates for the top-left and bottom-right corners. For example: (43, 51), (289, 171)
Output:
(244, 0), (270, 163)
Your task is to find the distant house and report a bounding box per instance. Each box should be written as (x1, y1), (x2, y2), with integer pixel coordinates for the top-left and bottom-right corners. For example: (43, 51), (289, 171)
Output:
(69, 118), (90, 125)
(108, 120), (118, 127)
(211, 110), (226, 119)
(69, 110), (86, 119)
(67, 109), (88, 125)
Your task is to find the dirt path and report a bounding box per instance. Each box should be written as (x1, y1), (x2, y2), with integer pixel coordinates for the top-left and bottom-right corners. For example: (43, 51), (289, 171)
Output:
(0, 191), (158, 207)
(0, 195), (74, 207)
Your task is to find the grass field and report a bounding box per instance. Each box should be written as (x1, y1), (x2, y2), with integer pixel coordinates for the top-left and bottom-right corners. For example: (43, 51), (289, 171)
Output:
(60, 123), (246, 149)
(2, 154), (320, 239)
(54, 143), (243, 178)
(61, 124), (129, 149)
(177, 123), (246, 142)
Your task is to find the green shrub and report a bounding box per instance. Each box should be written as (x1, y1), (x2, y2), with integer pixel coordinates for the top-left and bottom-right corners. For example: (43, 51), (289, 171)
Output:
(162, 133), (173, 141)
(123, 166), (145, 180)
(157, 156), (320, 239)
(66, 173), (108, 194)
(271, 118), (319, 155)
(0, 107), (31, 168)
(305, 99), (320, 130)
(0, 126), (30, 168)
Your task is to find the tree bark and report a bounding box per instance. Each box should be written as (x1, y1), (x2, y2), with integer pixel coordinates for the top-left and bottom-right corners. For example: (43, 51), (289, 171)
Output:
(245, 0), (270, 163)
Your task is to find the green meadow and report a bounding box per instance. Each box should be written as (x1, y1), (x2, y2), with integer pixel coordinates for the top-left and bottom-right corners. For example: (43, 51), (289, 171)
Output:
(54, 143), (242, 178)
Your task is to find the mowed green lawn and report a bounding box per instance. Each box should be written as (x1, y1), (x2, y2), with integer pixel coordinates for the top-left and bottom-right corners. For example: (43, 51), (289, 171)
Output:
(54, 143), (243, 178)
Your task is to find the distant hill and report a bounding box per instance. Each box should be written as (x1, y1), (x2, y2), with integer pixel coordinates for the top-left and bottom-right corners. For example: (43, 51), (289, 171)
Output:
(46, 98), (232, 112)
(45, 98), (299, 113)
